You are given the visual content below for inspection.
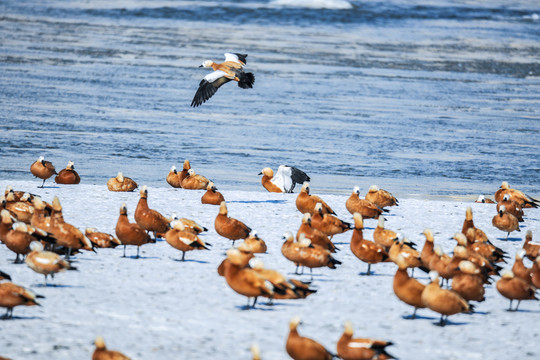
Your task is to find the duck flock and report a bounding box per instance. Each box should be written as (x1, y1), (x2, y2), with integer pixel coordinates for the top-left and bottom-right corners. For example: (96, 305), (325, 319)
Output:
(0, 156), (539, 359)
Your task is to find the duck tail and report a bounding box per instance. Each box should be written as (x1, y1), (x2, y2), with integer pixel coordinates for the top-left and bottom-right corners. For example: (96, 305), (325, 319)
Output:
(238, 72), (255, 89)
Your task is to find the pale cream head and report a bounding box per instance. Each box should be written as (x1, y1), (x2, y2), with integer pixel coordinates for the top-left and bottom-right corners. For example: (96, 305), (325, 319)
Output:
(116, 172), (124, 182)
(458, 260), (479, 275)
(282, 231), (294, 242)
(201, 60), (213, 68)
(423, 228), (434, 242)
(289, 316), (301, 330)
(453, 233), (467, 246)
(368, 185), (379, 193)
(94, 336), (106, 350)
(344, 321), (354, 335)
(501, 269), (514, 279)
(260, 167), (273, 177)
(30, 240), (44, 252)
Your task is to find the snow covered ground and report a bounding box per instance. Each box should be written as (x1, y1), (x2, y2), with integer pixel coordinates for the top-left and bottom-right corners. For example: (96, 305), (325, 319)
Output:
(1, 179), (539, 359)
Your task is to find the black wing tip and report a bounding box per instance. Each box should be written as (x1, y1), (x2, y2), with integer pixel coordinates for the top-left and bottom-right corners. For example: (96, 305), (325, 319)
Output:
(234, 53), (248, 64)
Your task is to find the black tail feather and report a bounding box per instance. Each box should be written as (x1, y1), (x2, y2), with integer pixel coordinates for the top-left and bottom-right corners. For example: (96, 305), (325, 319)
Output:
(238, 72), (255, 89)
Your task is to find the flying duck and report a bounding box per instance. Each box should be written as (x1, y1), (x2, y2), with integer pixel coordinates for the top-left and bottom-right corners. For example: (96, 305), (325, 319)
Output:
(191, 53), (255, 107)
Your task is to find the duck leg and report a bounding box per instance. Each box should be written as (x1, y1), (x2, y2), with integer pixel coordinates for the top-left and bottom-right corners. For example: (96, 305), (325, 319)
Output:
(38, 179), (46, 188)
(411, 307), (417, 319)
(515, 300), (521, 311)
(508, 299), (513, 311)
(366, 264), (371, 276)
(181, 251), (186, 261)
(123, 245), (127, 257)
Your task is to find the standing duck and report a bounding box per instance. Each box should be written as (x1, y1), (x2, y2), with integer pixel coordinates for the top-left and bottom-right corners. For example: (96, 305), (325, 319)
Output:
(115, 203), (153, 258)
(346, 186), (386, 220)
(134, 185), (170, 238)
(30, 156), (56, 188)
(214, 201), (251, 246)
(286, 316), (336, 360)
(350, 213), (389, 276)
(295, 182), (334, 215)
(337, 321), (395, 360)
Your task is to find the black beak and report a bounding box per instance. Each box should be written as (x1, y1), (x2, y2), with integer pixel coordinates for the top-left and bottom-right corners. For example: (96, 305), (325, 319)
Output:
(199, 65), (203, 68)
(258, 172), (262, 175)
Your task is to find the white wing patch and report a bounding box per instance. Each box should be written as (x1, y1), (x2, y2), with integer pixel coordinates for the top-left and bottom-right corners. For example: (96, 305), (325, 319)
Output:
(271, 165), (294, 192)
(224, 53), (243, 65)
(204, 70), (229, 83)
(347, 341), (372, 349)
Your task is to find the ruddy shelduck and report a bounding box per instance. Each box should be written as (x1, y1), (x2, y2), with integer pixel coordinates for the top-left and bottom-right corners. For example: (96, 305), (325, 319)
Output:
(393, 254), (426, 319)
(475, 195), (495, 204)
(191, 53), (255, 107)
(421, 229), (435, 269)
(92, 336), (131, 360)
(214, 201), (251, 245)
(219, 248), (272, 308)
(497, 194), (524, 222)
(494, 181), (539, 208)
(107, 172), (138, 192)
(350, 213), (389, 276)
(54, 160), (80, 184)
(165, 220), (209, 261)
(181, 169), (210, 190)
(166, 165), (183, 188)
(286, 316), (335, 360)
(25, 241), (76, 285)
(0, 210), (13, 243)
(523, 230), (539, 261)
(311, 203), (352, 239)
(364, 185), (398, 208)
(115, 203), (153, 258)
(134, 185), (170, 238)
(451, 260), (486, 302)
(294, 234), (341, 279)
(296, 182), (334, 215)
(337, 321), (395, 360)
(4, 192), (34, 224)
(461, 207), (489, 242)
(30, 196), (52, 233)
(373, 216), (398, 249)
(464, 228), (507, 264)
(496, 269), (537, 311)
(238, 231), (267, 254)
(49, 196), (93, 259)
(421, 271), (472, 325)
(492, 205), (520, 240)
(511, 249), (531, 285)
(201, 181), (225, 205)
(30, 156), (56, 188)
(389, 235), (424, 274)
(3, 222), (43, 263)
(85, 228), (122, 248)
(346, 186), (386, 219)
(259, 166), (310, 193)
(249, 258), (316, 301)
(0, 280), (43, 319)
(297, 213), (336, 253)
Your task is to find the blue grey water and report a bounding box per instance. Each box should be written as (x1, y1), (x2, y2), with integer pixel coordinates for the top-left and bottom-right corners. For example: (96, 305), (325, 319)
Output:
(1, 0), (539, 199)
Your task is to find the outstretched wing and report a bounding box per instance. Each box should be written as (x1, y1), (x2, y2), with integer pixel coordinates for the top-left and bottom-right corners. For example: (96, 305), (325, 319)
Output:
(277, 165), (310, 193)
(224, 53), (247, 66)
(191, 70), (232, 107)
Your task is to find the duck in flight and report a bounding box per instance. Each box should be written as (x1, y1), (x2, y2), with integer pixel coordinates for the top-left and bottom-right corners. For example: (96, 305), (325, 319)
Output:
(191, 53), (255, 107)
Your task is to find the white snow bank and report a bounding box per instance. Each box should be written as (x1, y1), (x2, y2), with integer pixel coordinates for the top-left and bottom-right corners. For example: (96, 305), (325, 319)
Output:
(0, 179), (539, 359)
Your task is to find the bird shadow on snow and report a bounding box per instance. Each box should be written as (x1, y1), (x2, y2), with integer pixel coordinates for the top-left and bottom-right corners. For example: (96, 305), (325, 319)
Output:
(121, 256), (160, 260)
(33, 283), (83, 288)
(170, 258), (210, 264)
(401, 314), (437, 321)
(505, 308), (540, 314)
(235, 305), (276, 312)
(1, 315), (44, 321)
(496, 236), (522, 242)
(228, 200), (287, 204)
